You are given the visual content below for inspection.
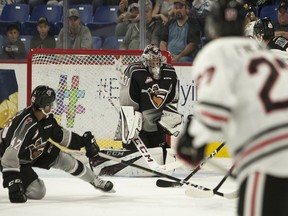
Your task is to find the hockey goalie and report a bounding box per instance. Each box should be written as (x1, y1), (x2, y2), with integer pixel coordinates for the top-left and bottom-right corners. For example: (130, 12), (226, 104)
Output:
(90, 44), (184, 176)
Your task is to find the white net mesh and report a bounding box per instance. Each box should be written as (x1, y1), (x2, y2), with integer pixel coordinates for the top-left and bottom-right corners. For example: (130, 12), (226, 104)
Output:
(27, 49), (171, 149)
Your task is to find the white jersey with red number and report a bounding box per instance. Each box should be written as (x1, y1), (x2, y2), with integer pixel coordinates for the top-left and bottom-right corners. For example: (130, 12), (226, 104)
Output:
(189, 37), (288, 182)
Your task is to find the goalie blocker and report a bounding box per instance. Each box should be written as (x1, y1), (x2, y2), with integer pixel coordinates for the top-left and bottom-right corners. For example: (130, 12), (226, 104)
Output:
(158, 105), (183, 137)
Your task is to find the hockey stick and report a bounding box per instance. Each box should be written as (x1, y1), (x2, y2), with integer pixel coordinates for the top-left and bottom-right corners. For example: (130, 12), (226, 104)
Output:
(156, 142), (226, 187)
(131, 131), (183, 172)
(185, 165), (238, 199)
(98, 151), (237, 199)
(99, 85), (182, 172)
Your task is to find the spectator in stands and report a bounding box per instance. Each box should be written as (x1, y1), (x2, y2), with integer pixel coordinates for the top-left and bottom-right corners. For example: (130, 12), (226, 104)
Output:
(56, 8), (92, 49)
(0, 24), (26, 60)
(115, 1), (140, 36)
(152, 0), (174, 25)
(243, 2), (258, 38)
(160, 0), (201, 62)
(47, 0), (93, 5)
(120, 0), (162, 50)
(189, 0), (212, 43)
(274, 1), (288, 39)
(0, 0), (19, 15)
(30, 17), (56, 49)
(46, 0), (61, 5)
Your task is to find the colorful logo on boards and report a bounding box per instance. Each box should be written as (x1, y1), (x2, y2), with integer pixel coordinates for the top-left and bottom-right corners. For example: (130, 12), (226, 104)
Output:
(54, 75), (85, 128)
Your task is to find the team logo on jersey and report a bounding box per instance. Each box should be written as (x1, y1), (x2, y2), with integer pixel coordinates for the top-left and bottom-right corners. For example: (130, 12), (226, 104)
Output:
(27, 137), (46, 159)
(144, 84), (171, 109)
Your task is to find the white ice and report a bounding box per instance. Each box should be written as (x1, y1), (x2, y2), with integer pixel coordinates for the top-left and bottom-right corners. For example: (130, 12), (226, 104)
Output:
(0, 159), (238, 216)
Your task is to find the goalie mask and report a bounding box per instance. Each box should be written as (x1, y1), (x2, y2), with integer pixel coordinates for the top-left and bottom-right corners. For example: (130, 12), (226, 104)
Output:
(31, 85), (56, 117)
(141, 44), (163, 80)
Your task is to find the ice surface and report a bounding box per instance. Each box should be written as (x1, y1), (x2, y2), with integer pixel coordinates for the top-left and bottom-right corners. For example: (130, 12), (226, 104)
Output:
(0, 159), (238, 216)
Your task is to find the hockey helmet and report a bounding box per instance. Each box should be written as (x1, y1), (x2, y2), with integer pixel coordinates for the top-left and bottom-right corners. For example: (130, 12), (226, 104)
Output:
(253, 17), (274, 41)
(141, 44), (163, 80)
(31, 85), (56, 110)
(205, 0), (245, 38)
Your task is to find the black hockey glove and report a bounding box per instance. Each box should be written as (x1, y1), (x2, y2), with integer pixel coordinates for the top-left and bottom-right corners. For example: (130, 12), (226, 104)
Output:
(3, 171), (27, 203)
(83, 131), (100, 158)
(176, 115), (206, 167)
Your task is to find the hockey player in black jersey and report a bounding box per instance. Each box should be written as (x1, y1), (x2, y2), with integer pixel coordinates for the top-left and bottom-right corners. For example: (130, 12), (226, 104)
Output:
(0, 85), (114, 203)
(253, 17), (288, 51)
(118, 44), (182, 152)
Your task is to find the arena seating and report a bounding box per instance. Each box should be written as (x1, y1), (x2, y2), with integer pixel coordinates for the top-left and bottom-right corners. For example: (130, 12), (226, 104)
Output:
(0, 4), (30, 34)
(102, 36), (123, 50)
(258, 5), (278, 24)
(86, 5), (118, 37)
(70, 4), (93, 25)
(92, 36), (102, 49)
(19, 35), (32, 53)
(23, 5), (63, 35)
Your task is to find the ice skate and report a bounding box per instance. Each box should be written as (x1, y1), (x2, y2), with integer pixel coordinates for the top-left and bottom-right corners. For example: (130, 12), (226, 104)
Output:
(90, 176), (115, 193)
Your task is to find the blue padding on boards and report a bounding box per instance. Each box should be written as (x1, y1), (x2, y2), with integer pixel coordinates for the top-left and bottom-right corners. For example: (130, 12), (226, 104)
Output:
(0, 69), (18, 103)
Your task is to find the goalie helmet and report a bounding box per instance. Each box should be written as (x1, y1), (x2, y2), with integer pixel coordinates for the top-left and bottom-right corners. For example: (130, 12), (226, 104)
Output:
(31, 85), (56, 111)
(205, 0), (245, 38)
(141, 44), (163, 80)
(253, 17), (274, 41)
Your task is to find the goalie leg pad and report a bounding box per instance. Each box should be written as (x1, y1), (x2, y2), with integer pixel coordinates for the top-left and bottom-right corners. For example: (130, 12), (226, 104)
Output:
(120, 106), (142, 144)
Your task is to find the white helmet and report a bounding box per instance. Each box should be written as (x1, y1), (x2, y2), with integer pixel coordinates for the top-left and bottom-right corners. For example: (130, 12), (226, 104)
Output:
(141, 44), (163, 80)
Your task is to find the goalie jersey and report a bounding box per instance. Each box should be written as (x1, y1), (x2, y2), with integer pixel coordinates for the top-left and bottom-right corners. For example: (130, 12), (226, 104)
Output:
(119, 61), (178, 132)
(189, 37), (288, 182)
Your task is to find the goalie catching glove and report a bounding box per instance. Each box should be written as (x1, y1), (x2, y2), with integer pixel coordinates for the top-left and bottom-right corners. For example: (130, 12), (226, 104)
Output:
(176, 115), (206, 167)
(158, 105), (183, 137)
(83, 131), (100, 158)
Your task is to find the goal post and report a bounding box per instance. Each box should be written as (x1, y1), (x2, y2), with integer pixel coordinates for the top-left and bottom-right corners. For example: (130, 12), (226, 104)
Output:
(27, 49), (172, 149)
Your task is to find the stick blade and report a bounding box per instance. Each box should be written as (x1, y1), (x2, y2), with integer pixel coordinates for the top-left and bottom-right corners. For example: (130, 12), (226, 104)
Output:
(222, 190), (239, 199)
(185, 188), (214, 198)
(156, 179), (182, 188)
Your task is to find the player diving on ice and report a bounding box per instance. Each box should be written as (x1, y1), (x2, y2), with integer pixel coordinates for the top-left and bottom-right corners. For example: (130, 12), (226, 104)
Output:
(0, 85), (114, 203)
(90, 44), (184, 176)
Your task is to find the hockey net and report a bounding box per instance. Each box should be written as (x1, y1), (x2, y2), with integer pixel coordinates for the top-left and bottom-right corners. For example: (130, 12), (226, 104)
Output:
(27, 49), (172, 150)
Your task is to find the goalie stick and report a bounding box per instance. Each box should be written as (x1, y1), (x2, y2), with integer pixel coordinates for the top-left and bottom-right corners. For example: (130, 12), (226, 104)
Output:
(185, 165), (238, 199)
(98, 151), (237, 199)
(156, 142), (225, 188)
(99, 85), (182, 172)
(131, 132), (182, 172)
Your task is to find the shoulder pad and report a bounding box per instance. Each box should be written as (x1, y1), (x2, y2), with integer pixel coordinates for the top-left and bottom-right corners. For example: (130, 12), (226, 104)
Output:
(125, 62), (146, 74)
(162, 64), (176, 72)
(128, 62), (146, 69)
(163, 63), (174, 69)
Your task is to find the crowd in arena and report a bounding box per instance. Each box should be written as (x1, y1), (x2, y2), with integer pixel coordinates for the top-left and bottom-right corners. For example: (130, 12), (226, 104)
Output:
(0, 0), (287, 62)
